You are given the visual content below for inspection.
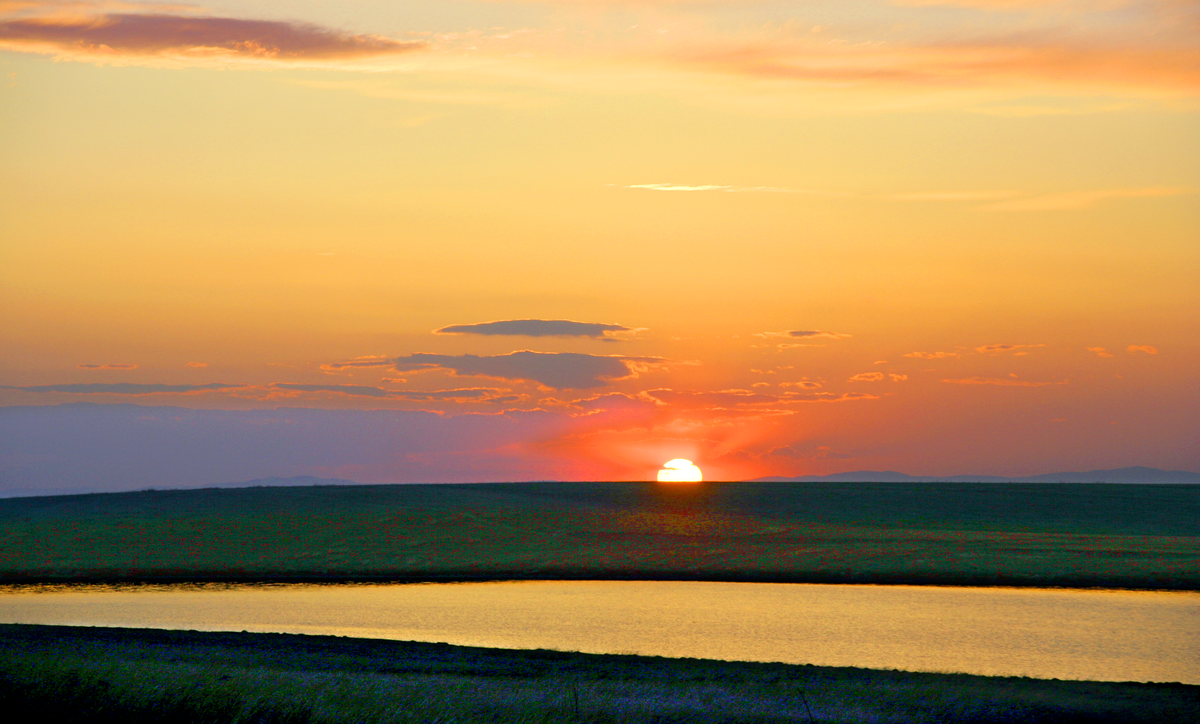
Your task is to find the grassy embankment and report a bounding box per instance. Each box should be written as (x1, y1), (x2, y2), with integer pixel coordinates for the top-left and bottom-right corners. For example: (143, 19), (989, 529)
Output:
(0, 482), (1196, 588)
(3, 624), (1197, 723)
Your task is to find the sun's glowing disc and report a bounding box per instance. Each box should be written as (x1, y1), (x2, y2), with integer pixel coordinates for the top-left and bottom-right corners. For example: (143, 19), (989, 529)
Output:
(657, 458), (702, 483)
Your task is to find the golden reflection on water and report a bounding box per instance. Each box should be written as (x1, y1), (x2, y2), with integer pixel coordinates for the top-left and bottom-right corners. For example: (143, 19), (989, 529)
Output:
(1, 581), (1196, 684)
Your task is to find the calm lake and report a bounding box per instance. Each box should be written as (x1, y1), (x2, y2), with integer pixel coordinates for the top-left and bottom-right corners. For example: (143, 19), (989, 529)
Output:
(1, 581), (1196, 684)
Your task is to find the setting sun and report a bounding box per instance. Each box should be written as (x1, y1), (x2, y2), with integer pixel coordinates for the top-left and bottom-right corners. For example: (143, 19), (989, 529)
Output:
(657, 459), (702, 483)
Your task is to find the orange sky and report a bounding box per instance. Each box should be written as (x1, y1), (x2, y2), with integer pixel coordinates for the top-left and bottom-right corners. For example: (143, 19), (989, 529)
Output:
(1, 0), (1197, 485)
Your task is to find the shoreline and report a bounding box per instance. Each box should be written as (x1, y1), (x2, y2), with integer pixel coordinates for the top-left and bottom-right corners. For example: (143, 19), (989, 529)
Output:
(2, 621), (1195, 686)
(1, 570), (1197, 591)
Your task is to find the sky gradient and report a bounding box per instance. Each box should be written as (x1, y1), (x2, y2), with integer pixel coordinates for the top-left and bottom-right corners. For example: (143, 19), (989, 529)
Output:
(1, 0), (1197, 489)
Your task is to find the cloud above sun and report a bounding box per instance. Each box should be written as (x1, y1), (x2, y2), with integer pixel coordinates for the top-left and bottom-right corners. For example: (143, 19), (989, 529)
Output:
(326, 351), (666, 389)
(976, 344), (1045, 354)
(757, 330), (852, 340)
(77, 363), (137, 370)
(788, 330), (853, 340)
(435, 319), (636, 340)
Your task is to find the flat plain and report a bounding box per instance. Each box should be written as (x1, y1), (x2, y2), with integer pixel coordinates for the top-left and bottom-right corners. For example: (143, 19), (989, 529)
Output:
(0, 482), (1197, 588)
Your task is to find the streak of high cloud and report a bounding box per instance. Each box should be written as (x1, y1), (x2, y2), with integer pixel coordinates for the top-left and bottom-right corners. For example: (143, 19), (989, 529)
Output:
(645, 389), (879, 409)
(0, 8), (425, 65)
(0, 382), (243, 394)
(270, 383), (509, 402)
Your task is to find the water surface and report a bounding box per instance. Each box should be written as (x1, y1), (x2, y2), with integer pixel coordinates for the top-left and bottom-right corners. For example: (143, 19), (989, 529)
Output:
(1, 581), (1195, 684)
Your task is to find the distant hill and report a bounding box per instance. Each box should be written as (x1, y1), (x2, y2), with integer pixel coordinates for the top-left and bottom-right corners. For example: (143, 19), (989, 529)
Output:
(209, 476), (362, 489)
(752, 466), (1200, 484)
(0, 475), (366, 500)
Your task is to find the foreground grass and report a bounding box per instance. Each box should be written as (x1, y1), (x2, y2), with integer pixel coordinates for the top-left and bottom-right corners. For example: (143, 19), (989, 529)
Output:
(2, 624), (1197, 723)
(1, 482), (1197, 588)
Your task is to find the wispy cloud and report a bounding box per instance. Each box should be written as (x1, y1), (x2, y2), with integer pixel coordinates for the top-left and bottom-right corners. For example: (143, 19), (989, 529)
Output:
(883, 190), (1019, 201)
(1, 382), (241, 394)
(0, 379), (529, 403)
(784, 391), (880, 402)
(942, 377), (1067, 386)
(0, 1), (200, 14)
(270, 383), (398, 398)
(325, 351), (666, 389)
(1086, 346), (1114, 357)
(393, 388), (513, 402)
(788, 330), (852, 340)
(891, 0), (1118, 8)
(646, 389), (786, 408)
(645, 388), (878, 409)
(0, 11), (426, 65)
(676, 34), (1200, 100)
(77, 363), (137, 370)
(975, 343), (1045, 354)
(779, 380), (822, 389)
(627, 183), (735, 192)
(435, 319), (637, 340)
(983, 187), (1196, 211)
(847, 371), (907, 383)
(269, 383), (510, 402)
(903, 351), (961, 359)
(1127, 344), (1159, 354)
(757, 329), (852, 340)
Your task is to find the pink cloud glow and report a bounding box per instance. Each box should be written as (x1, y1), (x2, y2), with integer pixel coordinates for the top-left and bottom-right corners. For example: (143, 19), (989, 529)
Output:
(0, 13), (426, 61)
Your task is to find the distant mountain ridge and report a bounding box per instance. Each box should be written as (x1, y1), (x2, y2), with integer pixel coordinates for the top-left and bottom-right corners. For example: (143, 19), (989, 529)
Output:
(750, 466), (1200, 484)
(213, 476), (362, 488)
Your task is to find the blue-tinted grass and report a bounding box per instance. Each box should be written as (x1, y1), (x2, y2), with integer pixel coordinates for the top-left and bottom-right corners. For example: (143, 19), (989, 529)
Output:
(1, 624), (1196, 723)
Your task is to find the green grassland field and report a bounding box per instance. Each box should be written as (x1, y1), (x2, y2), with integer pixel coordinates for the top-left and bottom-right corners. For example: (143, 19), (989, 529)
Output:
(1, 482), (1196, 588)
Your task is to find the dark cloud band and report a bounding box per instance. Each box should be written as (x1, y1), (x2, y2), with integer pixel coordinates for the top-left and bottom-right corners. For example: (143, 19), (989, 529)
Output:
(271, 383), (395, 398)
(435, 319), (634, 340)
(270, 383), (505, 401)
(1, 383), (242, 394)
(788, 330), (851, 339)
(77, 363), (137, 370)
(2, 381), (515, 402)
(328, 351), (662, 389)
